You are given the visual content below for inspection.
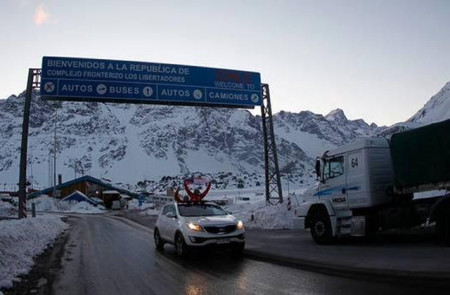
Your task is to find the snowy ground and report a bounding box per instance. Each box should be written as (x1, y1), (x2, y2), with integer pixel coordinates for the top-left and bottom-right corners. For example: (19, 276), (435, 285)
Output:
(0, 215), (68, 291)
(0, 196), (107, 292)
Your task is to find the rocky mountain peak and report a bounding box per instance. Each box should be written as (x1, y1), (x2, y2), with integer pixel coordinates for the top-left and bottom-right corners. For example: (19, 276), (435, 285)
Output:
(325, 108), (347, 122)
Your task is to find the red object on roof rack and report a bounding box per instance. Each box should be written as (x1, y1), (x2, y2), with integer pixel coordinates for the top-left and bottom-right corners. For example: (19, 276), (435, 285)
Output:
(174, 178), (212, 203)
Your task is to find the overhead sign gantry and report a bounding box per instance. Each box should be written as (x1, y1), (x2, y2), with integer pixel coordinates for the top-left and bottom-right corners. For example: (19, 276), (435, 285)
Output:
(40, 57), (262, 108)
(18, 57), (283, 218)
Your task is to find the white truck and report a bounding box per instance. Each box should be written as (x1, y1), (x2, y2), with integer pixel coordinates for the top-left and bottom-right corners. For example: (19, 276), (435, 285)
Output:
(293, 119), (450, 245)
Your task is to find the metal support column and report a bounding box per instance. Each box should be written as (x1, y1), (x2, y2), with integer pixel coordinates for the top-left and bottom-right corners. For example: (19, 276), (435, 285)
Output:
(18, 69), (41, 218)
(261, 84), (283, 205)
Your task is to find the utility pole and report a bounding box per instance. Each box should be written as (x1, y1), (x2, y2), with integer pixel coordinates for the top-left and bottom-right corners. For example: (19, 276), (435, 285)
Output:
(53, 106), (58, 198)
(29, 155), (33, 190)
(18, 69), (40, 218)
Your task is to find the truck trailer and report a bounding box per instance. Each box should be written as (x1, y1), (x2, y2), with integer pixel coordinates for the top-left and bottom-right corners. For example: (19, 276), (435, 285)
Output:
(293, 119), (450, 245)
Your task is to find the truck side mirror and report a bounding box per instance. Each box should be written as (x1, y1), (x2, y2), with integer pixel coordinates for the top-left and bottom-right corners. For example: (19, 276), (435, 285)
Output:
(315, 159), (321, 179)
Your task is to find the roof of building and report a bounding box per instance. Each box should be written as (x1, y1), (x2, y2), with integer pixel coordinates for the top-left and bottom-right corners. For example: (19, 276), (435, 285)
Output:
(27, 175), (136, 199)
(61, 190), (99, 205)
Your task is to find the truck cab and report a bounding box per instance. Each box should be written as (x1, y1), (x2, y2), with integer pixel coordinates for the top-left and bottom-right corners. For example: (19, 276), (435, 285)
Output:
(294, 120), (450, 245)
(294, 138), (395, 243)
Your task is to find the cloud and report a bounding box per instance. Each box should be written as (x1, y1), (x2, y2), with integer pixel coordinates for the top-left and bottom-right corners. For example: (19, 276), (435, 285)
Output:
(34, 3), (51, 26)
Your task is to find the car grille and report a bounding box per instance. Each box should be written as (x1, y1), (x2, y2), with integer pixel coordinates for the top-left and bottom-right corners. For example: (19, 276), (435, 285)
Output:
(204, 225), (236, 234)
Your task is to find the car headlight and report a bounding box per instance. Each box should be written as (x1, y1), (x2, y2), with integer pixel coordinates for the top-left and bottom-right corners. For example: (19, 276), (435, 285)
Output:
(187, 222), (203, 232)
(237, 220), (244, 230)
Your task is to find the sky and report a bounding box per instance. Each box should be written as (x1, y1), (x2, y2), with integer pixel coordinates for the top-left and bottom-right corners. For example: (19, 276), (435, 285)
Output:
(1, 0), (450, 126)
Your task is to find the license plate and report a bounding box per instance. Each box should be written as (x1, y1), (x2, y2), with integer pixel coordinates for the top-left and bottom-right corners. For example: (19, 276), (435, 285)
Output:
(217, 238), (230, 244)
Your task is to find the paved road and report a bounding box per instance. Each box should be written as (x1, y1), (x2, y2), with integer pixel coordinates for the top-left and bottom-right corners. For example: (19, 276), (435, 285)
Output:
(246, 228), (450, 281)
(122, 210), (450, 281)
(50, 214), (445, 295)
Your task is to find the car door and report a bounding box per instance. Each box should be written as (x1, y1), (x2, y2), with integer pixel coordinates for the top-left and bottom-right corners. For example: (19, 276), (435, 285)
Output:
(164, 204), (179, 243)
(158, 204), (173, 241)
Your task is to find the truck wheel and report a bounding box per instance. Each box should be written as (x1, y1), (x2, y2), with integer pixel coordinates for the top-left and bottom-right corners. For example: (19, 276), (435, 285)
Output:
(365, 215), (379, 240)
(175, 233), (190, 258)
(310, 211), (334, 244)
(154, 228), (165, 252)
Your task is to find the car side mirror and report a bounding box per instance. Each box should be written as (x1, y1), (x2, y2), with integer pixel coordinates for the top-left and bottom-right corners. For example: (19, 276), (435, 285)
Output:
(166, 212), (177, 219)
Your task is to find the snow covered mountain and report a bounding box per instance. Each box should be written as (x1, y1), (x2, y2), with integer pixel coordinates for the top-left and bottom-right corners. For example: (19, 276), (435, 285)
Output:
(1, 80), (449, 191)
(0, 91), (310, 191)
(377, 81), (450, 138)
(273, 109), (380, 159)
(408, 82), (450, 124)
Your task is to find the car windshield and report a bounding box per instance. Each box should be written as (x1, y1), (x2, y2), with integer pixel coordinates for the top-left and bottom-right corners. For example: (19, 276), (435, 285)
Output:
(178, 203), (228, 217)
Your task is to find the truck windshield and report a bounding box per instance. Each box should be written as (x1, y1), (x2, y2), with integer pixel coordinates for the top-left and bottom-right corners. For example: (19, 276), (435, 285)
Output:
(178, 204), (227, 217)
(323, 156), (344, 180)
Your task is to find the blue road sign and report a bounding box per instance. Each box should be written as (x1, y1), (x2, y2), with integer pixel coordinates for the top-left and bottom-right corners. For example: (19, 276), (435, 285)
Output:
(40, 57), (262, 108)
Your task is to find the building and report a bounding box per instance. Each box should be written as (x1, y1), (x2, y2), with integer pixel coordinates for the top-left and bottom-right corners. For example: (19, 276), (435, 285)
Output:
(27, 175), (136, 208)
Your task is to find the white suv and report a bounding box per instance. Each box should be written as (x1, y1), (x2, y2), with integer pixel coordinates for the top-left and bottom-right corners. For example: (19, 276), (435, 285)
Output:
(154, 201), (245, 257)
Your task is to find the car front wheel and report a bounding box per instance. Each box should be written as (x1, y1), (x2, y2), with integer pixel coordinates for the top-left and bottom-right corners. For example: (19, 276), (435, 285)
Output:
(175, 233), (190, 258)
(231, 242), (245, 258)
(154, 228), (164, 252)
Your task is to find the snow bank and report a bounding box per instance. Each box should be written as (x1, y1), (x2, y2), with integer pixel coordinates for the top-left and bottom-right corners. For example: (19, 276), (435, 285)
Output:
(29, 195), (59, 212)
(60, 201), (105, 214)
(0, 200), (16, 218)
(208, 188), (303, 230)
(128, 198), (152, 210)
(127, 199), (159, 216)
(29, 196), (105, 214)
(226, 200), (295, 229)
(0, 216), (68, 289)
(139, 208), (160, 216)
